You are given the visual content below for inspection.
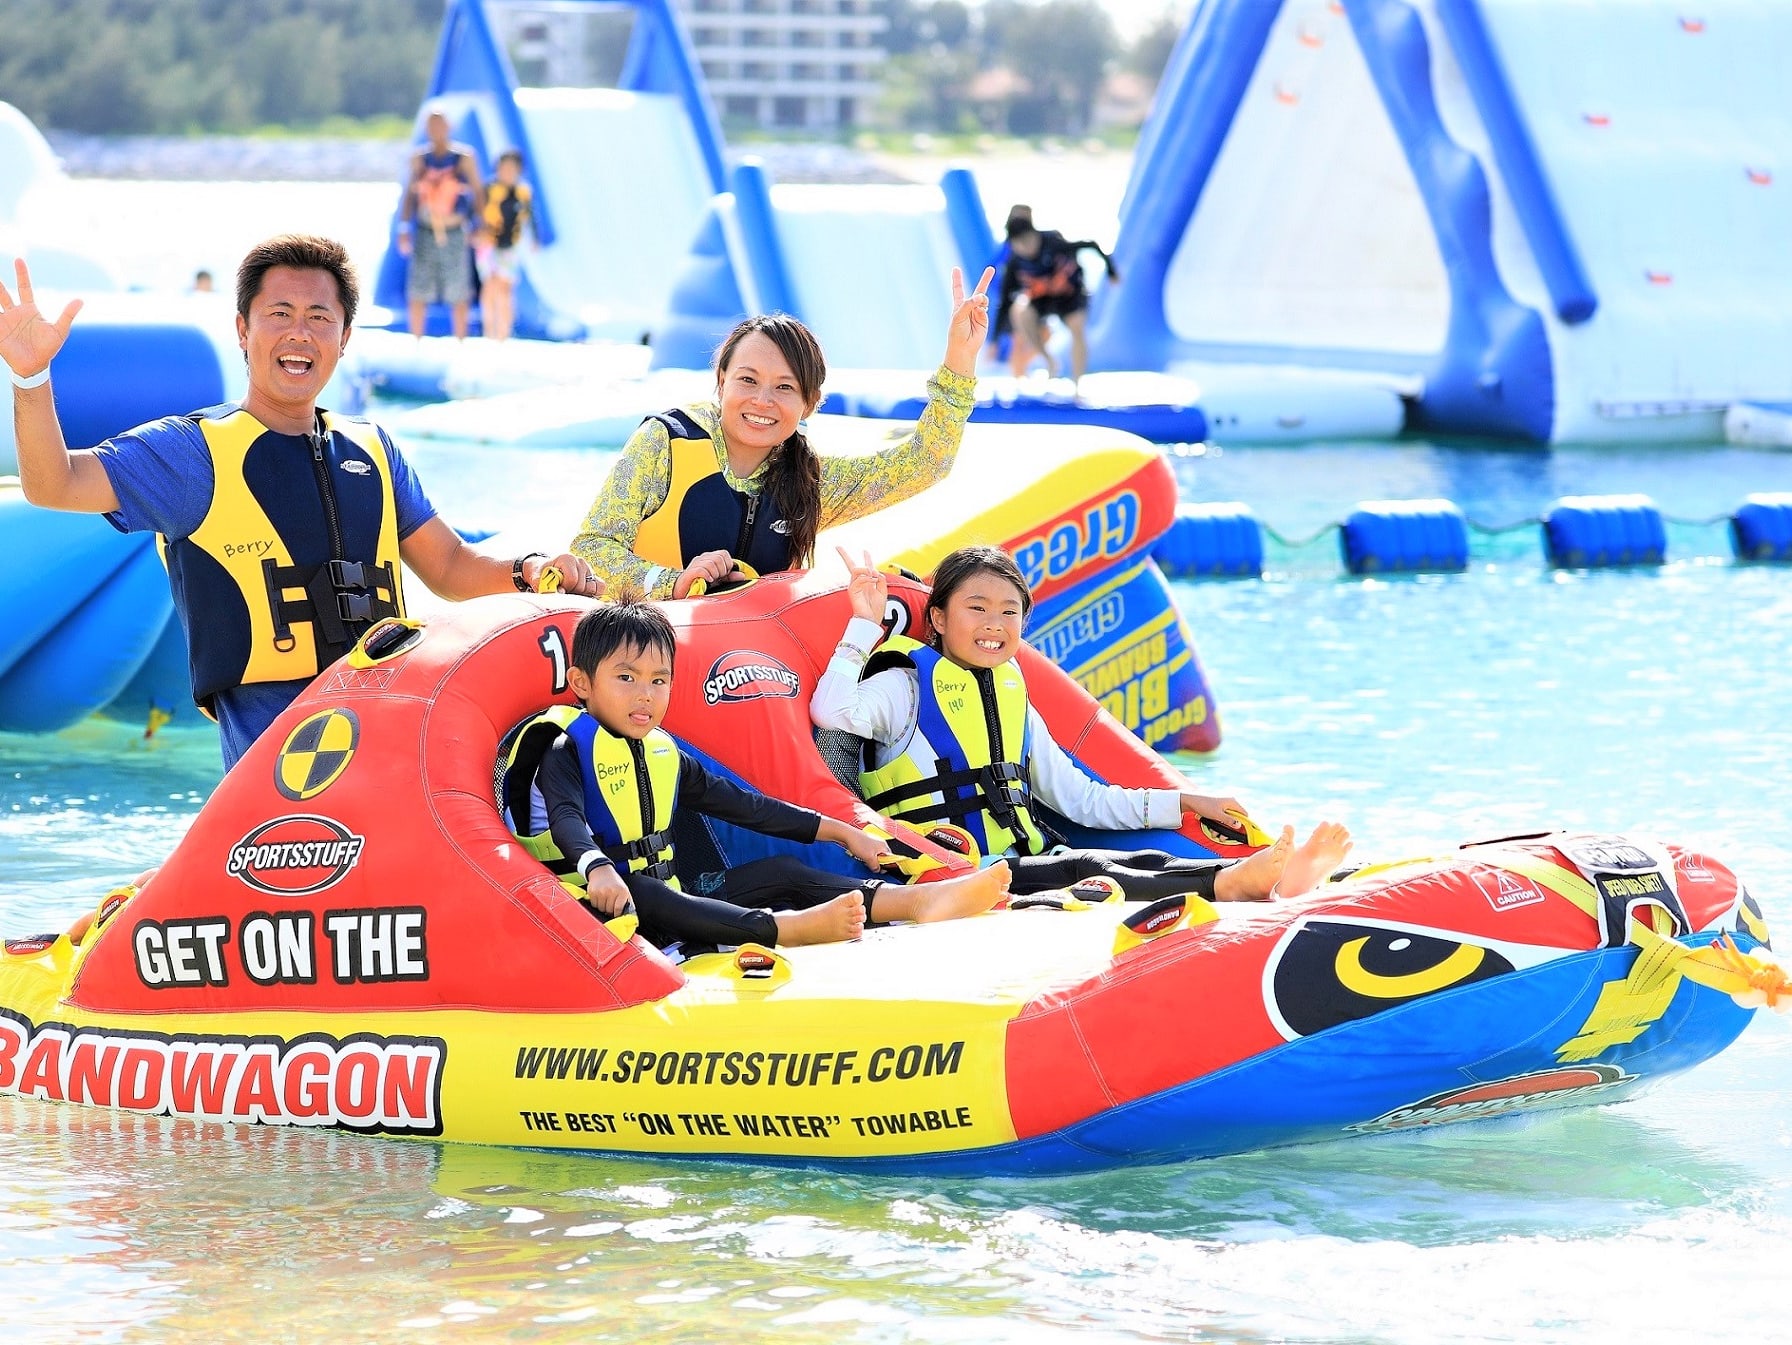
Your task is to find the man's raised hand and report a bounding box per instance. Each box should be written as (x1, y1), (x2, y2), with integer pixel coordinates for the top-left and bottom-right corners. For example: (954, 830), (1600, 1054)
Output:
(0, 259), (82, 381)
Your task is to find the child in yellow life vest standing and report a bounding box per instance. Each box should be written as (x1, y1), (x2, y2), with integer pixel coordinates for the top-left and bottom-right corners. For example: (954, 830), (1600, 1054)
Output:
(475, 148), (535, 342)
(520, 601), (1010, 953)
(812, 546), (1353, 902)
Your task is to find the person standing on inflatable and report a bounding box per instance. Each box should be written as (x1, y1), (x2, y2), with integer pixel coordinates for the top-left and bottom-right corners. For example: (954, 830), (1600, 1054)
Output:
(814, 545), (1353, 902)
(1, 238), (602, 769)
(398, 104), (481, 340)
(571, 266), (995, 600)
(474, 148), (536, 343)
(995, 205), (1118, 387)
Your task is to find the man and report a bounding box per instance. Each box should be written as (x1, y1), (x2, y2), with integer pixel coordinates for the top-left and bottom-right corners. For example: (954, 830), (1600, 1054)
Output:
(398, 104), (481, 339)
(2, 234), (602, 768)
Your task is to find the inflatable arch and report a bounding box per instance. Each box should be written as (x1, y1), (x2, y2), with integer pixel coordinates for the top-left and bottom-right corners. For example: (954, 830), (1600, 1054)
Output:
(1089, 0), (1792, 442)
(373, 0), (725, 341)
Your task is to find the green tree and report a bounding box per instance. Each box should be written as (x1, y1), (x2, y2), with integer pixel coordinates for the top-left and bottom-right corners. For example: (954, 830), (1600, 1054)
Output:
(1001, 0), (1118, 134)
(1125, 8), (1185, 86)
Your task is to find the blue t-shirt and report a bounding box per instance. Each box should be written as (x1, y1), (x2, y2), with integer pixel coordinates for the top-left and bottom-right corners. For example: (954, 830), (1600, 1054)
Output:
(94, 410), (436, 768)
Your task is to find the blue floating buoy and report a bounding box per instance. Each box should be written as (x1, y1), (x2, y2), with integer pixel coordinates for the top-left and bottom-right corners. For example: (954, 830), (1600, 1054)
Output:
(1340, 499), (1469, 575)
(1152, 503), (1263, 578)
(1542, 494), (1666, 568)
(1731, 493), (1792, 562)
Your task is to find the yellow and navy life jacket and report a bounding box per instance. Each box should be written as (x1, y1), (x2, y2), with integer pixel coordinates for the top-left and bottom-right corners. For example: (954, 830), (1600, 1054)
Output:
(501, 708), (683, 885)
(482, 180), (532, 248)
(161, 405), (403, 713)
(857, 635), (1048, 858)
(633, 409), (792, 577)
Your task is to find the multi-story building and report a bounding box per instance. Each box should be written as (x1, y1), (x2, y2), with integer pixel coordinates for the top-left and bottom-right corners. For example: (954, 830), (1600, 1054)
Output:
(489, 0), (888, 132)
(678, 0), (889, 132)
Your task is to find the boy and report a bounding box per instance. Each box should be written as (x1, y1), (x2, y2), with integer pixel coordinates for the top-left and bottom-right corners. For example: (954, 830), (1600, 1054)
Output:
(528, 601), (1009, 951)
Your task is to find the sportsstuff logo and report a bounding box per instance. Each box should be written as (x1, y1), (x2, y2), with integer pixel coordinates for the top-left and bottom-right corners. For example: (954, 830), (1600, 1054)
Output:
(1346, 1064), (1634, 1134)
(703, 651), (800, 706)
(227, 815), (366, 897)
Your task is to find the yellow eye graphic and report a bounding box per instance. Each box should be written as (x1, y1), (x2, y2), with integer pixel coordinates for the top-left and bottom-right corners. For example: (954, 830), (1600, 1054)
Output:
(1270, 920), (1515, 1037)
(1737, 892), (1772, 949)
(1334, 937), (1488, 999)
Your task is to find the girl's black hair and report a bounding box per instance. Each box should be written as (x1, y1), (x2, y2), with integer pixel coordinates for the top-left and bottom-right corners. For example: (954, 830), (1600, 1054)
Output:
(714, 312), (826, 569)
(925, 545), (1033, 645)
(570, 600), (676, 675)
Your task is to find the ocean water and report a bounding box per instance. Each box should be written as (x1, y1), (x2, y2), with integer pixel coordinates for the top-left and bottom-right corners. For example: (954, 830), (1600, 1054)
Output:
(3, 177), (1792, 1344)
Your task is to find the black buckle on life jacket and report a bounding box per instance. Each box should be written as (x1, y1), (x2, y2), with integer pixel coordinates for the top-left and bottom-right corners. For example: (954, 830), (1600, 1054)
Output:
(617, 828), (674, 872)
(266, 557), (401, 654)
(977, 761), (1029, 828)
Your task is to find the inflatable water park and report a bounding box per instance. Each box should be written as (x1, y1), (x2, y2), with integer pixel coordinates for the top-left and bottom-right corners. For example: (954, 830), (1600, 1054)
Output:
(1, 581), (1782, 1172)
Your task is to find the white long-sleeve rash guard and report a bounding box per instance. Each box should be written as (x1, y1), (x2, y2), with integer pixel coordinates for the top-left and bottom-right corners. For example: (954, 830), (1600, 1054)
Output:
(810, 616), (1184, 836)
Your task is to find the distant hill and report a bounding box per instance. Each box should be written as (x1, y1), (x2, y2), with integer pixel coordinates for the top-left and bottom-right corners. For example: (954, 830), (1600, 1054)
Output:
(0, 0), (442, 135)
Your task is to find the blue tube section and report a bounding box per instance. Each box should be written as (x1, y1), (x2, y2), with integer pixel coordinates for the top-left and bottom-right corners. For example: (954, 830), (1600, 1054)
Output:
(939, 167), (996, 279)
(1344, 0), (1553, 440)
(729, 160), (796, 319)
(618, 0), (728, 193)
(1432, 0), (1596, 325)
(1086, 0), (1287, 372)
(51, 323), (224, 451)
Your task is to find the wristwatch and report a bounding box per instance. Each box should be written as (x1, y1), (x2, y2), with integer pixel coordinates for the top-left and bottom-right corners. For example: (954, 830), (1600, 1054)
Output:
(512, 553), (547, 592)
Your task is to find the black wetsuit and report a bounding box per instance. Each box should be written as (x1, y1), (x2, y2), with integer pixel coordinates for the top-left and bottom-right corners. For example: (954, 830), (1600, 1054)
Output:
(538, 739), (883, 948)
(997, 230), (1117, 328)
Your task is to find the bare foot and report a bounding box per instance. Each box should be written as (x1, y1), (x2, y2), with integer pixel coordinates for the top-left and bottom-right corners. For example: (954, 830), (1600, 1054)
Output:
(1277, 822), (1353, 897)
(773, 891), (866, 947)
(874, 861), (1011, 924)
(1213, 826), (1293, 901)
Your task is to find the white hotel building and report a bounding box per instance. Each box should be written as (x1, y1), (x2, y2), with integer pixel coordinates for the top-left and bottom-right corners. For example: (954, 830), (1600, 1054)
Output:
(489, 1), (888, 133)
(678, 0), (888, 132)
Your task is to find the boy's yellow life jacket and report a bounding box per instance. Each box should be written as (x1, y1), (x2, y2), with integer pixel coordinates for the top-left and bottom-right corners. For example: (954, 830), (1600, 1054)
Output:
(502, 707), (682, 887)
(857, 635), (1048, 858)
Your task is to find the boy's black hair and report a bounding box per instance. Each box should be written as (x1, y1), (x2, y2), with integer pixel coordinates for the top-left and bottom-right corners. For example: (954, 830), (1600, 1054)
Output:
(497, 148), (524, 168)
(570, 600), (677, 675)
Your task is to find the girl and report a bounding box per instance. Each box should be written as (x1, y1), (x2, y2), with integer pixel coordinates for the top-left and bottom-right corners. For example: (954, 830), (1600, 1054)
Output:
(812, 545), (1352, 902)
(572, 266), (994, 601)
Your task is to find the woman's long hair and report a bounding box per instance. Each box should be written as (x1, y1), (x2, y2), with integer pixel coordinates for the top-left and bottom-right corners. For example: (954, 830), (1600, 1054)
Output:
(714, 313), (825, 568)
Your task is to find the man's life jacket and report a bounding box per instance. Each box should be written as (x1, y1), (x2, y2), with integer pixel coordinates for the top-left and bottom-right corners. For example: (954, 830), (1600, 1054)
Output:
(502, 707), (682, 886)
(416, 145), (473, 228)
(161, 406), (403, 714)
(857, 635), (1048, 858)
(633, 409), (793, 577)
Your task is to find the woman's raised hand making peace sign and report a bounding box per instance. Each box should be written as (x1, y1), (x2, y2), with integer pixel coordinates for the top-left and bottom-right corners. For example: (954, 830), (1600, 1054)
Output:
(943, 265), (996, 377)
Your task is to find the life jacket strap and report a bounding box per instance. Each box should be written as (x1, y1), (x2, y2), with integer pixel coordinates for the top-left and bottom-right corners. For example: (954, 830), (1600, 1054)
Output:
(865, 761), (1031, 833)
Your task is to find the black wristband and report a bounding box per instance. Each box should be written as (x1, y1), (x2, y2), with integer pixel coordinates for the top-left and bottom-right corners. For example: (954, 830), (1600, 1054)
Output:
(512, 553), (547, 593)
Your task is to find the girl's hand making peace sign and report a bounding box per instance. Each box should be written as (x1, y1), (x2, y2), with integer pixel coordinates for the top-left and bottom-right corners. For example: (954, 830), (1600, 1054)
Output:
(836, 545), (887, 624)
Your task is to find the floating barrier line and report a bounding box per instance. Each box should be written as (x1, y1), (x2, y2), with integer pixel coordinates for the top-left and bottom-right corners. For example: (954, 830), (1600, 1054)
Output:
(1155, 493), (1792, 577)
(1264, 511), (1735, 548)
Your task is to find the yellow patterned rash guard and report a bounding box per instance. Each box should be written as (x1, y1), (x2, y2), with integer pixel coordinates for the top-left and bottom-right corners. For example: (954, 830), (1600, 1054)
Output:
(571, 364), (977, 598)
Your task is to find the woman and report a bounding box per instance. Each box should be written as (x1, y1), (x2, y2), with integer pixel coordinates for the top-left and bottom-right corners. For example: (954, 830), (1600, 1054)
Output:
(572, 266), (994, 599)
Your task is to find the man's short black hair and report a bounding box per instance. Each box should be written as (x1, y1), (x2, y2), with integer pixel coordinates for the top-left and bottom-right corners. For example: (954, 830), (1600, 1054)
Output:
(570, 600), (677, 676)
(236, 234), (358, 328)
